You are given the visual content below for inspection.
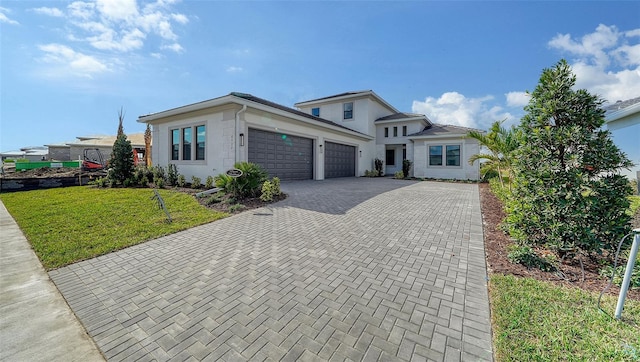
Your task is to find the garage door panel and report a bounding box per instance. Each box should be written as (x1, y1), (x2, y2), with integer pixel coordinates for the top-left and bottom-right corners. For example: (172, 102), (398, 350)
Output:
(325, 142), (355, 178)
(248, 128), (313, 180)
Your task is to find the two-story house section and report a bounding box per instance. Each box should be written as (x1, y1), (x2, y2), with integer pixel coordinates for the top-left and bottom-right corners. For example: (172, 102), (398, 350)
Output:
(139, 90), (480, 182)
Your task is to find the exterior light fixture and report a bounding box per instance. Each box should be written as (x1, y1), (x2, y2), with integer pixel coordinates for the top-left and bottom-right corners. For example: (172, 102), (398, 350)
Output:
(239, 133), (244, 146)
(359, 150), (362, 157)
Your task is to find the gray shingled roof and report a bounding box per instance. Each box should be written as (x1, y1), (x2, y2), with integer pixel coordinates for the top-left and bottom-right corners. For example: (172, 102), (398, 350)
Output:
(230, 92), (366, 135)
(296, 91), (372, 104)
(604, 96), (640, 112)
(375, 112), (427, 122)
(409, 123), (482, 137)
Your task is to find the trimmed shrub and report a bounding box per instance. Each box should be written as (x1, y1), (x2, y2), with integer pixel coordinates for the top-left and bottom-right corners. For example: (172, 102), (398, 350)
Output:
(374, 158), (384, 176)
(205, 175), (215, 189)
(402, 159), (412, 178)
(215, 162), (268, 198)
(191, 176), (202, 189)
(261, 177), (281, 202)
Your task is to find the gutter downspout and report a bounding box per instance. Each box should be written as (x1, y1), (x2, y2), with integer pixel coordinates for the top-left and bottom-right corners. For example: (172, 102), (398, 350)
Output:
(234, 104), (247, 164)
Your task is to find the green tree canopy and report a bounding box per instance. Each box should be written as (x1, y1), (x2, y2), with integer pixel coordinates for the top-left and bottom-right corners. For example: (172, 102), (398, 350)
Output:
(506, 59), (633, 258)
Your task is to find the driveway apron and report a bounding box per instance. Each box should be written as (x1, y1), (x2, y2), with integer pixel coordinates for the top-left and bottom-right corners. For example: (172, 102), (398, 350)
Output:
(50, 178), (493, 361)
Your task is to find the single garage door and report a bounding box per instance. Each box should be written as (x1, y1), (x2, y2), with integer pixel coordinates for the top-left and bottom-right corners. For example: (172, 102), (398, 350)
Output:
(248, 128), (313, 180)
(324, 141), (356, 178)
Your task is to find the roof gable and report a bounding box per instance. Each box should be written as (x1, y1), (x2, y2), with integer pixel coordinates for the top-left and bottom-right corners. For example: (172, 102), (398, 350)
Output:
(294, 90), (399, 114)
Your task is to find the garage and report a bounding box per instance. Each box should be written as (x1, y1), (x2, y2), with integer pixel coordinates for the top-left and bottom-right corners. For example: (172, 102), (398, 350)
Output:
(324, 141), (356, 178)
(248, 128), (313, 180)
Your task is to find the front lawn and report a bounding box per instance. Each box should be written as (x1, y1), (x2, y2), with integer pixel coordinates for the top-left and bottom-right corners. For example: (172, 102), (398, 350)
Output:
(0, 187), (227, 269)
(490, 274), (640, 361)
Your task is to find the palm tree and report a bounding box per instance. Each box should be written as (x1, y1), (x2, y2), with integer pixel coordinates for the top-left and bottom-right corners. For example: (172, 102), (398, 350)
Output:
(467, 120), (518, 189)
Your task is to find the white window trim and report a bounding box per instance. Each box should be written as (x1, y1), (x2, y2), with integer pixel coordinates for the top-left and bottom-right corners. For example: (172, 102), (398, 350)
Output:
(427, 143), (462, 168)
(343, 102), (353, 120)
(169, 123), (207, 164)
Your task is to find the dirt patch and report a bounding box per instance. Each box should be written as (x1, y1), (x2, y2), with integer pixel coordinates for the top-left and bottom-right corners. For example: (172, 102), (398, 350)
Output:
(1, 166), (106, 179)
(480, 182), (639, 300)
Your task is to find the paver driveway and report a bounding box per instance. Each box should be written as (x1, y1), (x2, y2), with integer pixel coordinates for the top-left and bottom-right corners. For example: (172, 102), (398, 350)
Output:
(50, 178), (493, 361)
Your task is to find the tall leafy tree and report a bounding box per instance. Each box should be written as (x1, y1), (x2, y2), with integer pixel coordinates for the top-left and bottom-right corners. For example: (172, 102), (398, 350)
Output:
(467, 120), (518, 188)
(506, 60), (633, 258)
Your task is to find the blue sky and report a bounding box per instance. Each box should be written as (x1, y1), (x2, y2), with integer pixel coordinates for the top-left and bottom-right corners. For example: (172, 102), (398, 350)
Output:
(1, 1), (639, 167)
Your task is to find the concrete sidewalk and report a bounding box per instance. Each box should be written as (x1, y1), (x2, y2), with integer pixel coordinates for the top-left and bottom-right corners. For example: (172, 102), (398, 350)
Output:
(0, 200), (104, 362)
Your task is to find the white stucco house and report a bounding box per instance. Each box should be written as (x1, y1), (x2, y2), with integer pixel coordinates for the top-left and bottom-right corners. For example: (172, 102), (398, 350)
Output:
(137, 90), (480, 181)
(604, 96), (640, 182)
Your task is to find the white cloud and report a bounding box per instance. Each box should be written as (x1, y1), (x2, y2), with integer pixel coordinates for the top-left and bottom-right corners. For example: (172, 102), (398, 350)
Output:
(412, 92), (513, 129)
(95, 0), (138, 21)
(505, 92), (530, 108)
(226, 66), (244, 73)
(63, 0), (187, 54)
(32, 7), (64, 17)
(0, 7), (19, 25)
(88, 27), (146, 51)
(68, 1), (95, 19)
(161, 43), (183, 53)
(38, 43), (109, 78)
(549, 24), (640, 103)
(171, 13), (188, 24)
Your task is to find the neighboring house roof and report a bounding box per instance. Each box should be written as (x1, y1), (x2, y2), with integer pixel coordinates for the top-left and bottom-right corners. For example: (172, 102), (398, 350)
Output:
(604, 96), (640, 112)
(604, 96), (640, 130)
(409, 124), (482, 138)
(139, 92), (373, 140)
(0, 147), (48, 158)
(294, 90), (400, 114)
(45, 133), (149, 149)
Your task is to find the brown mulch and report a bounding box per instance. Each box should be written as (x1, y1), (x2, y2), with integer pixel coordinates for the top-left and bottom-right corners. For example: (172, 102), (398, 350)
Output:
(195, 191), (287, 214)
(479, 182), (639, 300)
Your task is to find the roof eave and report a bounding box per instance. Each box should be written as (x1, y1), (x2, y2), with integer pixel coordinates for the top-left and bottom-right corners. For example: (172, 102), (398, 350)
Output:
(408, 134), (470, 140)
(138, 94), (236, 123)
(605, 102), (640, 123)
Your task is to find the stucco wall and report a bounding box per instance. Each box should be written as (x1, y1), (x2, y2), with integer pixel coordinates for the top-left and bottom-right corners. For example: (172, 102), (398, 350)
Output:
(242, 109), (372, 180)
(149, 106), (373, 181)
(48, 146), (71, 161)
(151, 110), (228, 181)
(413, 137), (480, 180)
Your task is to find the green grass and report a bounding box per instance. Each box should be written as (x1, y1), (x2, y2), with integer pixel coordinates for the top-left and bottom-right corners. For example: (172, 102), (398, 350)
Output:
(490, 274), (640, 361)
(0, 187), (228, 269)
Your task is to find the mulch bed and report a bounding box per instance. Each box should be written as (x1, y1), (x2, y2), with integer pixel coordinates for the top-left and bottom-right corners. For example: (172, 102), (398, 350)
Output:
(195, 191), (287, 213)
(479, 182), (639, 301)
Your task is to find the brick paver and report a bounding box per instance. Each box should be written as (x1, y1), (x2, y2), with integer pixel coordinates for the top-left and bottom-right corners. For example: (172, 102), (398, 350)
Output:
(50, 178), (493, 361)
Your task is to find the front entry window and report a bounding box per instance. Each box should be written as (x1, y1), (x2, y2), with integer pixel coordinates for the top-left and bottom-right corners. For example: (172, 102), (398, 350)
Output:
(386, 149), (395, 166)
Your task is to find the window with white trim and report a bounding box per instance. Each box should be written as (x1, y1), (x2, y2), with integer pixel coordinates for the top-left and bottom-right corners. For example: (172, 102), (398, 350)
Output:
(384, 127), (389, 137)
(311, 107), (320, 117)
(170, 124), (206, 161)
(343, 102), (353, 119)
(402, 126), (407, 136)
(429, 144), (461, 166)
(171, 129), (180, 160)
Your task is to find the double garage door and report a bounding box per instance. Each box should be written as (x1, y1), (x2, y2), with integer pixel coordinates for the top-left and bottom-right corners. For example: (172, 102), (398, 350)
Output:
(248, 128), (355, 180)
